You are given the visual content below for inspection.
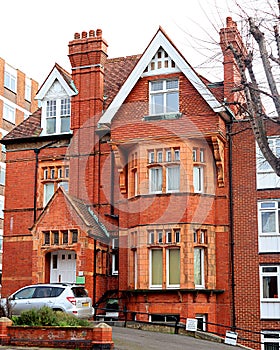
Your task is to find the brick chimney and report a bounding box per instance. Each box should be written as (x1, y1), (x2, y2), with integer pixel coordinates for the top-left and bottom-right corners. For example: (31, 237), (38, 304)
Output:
(219, 17), (247, 112)
(68, 29), (108, 201)
(68, 29), (108, 130)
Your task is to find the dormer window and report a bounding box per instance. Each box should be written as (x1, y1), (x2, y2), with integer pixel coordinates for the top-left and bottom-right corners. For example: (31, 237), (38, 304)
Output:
(45, 98), (71, 135)
(36, 66), (77, 136)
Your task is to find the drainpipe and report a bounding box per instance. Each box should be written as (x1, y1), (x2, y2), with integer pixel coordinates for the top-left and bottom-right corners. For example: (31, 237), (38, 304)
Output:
(110, 150), (115, 216)
(93, 238), (97, 319)
(228, 120), (236, 330)
(33, 149), (40, 223)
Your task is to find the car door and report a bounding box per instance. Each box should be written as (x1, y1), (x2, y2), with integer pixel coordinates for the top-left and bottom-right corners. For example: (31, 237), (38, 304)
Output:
(31, 287), (54, 310)
(11, 286), (37, 315)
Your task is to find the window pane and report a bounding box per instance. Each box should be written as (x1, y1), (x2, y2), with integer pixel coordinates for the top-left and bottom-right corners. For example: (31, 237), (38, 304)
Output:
(167, 166), (180, 191)
(169, 249), (180, 285)
(264, 343), (279, 350)
(262, 212), (276, 233)
(151, 81), (163, 91)
(151, 94), (164, 114)
(194, 248), (203, 286)
(166, 92), (179, 112)
(263, 276), (278, 298)
(47, 100), (56, 117)
(150, 168), (162, 192)
(152, 250), (162, 286)
(166, 79), (178, 89)
(61, 116), (70, 133)
(43, 183), (54, 206)
(46, 118), (56, 134)
(194, 166), (203, 192)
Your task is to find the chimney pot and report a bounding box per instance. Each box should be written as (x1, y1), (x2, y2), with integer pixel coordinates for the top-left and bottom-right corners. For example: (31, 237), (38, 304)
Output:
(74, 32), (80, 39)
(89, 30), (95, 37)
(96, 29), (102, 37)
(82, 31), (87, 39)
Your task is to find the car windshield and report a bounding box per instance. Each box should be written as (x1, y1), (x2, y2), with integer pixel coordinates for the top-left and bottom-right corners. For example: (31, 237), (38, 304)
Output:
(71, 287), (88, 297)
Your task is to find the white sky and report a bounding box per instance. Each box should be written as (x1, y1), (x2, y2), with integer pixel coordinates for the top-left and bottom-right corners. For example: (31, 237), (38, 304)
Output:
(0, 0), (249, 86)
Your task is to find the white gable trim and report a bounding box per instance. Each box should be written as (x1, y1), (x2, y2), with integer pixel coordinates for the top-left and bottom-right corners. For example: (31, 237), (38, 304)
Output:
(35, 67), (77, 100)
(98, 30), (225, 126)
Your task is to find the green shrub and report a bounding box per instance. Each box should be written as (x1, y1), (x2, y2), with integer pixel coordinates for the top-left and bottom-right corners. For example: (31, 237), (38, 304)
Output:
(12, 307), (91, 327)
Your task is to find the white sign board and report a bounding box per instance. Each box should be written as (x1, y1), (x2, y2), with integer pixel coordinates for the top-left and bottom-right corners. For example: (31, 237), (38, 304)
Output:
(186, 318), (198, 332)
(225, 331), (238, 346)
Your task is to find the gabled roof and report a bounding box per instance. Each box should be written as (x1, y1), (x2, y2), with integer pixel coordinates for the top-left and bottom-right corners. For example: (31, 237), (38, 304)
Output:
(35, 63), (77, 100)
(32, 187), (109, 243)
(64, 191), (110, 241)
(98, 26), (227, 126)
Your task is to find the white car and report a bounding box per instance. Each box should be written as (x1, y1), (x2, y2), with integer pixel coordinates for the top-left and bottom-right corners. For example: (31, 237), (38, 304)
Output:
(2, 283), (93, 319)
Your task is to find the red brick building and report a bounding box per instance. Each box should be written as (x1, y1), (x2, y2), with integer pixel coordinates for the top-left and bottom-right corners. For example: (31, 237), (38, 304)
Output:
(2, 17), (271, 347)
(0, 58), (38, 286)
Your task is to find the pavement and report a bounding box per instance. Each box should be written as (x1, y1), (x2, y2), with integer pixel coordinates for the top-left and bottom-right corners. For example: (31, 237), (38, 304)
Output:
(112, 326), (245, 350)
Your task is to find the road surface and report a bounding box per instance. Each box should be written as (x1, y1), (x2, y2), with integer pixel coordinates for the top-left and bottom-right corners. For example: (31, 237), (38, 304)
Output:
(112, 326), (244, 350)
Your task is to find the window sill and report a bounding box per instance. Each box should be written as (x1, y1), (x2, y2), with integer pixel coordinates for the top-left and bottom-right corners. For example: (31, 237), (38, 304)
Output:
(143, 113), (182, 121)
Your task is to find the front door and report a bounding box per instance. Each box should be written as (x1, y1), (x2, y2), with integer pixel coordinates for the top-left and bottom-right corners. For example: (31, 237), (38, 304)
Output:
(50, 250), (76, 283)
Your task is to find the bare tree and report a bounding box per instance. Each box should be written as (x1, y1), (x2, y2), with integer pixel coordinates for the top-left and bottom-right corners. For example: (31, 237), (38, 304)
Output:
(221, 0), (280, 175)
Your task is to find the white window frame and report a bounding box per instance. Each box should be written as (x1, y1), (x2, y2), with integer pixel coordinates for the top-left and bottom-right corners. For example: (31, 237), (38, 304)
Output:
(43, 183), (54, 206)
(0, 229), (3, 252)
(149, 79), (179, 116)
(42, 98), (71, 135)
(261, 331), (280, 350)
(166, 231), (172, 243)
(134, 250), (138, 288)
(194, 247), (205, 289)
(149, 231), (155, 244)
(0, 195), (4, 219)
(258, 201), (280, 236)
(148, 151), (155, 164)
(3, 103), (15, 124)
(260, 265), (280, 319)
(157, 151), (163, 163)
(149, 167), (162, 193)
(112, 254), (118, 275)
(193, 166), (204, 193)
(112, 237), (119, 275)
(196, 314), (207, 331)
(0, 163), (6, 185)
(149, 249), (163, 289)
(260, 266), (280, 301)
(166, 248), (180, 289)
(25, 77), (32, 101)
(166, 150), (171, 162)
(4, 64), (17, 92)
(166, 165), (180, 192)
(256, 138), (280, 189)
